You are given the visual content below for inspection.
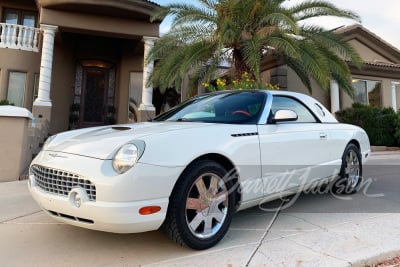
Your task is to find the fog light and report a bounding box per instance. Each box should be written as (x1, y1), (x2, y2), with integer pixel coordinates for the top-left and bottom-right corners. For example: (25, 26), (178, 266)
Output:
(139, 206), (161, 215)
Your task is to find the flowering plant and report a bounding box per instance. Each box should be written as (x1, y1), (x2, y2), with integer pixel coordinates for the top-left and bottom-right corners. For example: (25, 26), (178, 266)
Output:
(202, 72), (279, 91)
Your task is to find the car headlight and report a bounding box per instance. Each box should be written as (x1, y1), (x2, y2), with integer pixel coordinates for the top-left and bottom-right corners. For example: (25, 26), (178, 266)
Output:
(43, 135), (57, 150)
(112, 141), (145, 174)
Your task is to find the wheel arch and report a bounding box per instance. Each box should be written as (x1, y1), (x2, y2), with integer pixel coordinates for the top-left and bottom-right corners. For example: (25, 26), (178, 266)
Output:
(173, 153), (242, 211)
(348, 139), (361, 150)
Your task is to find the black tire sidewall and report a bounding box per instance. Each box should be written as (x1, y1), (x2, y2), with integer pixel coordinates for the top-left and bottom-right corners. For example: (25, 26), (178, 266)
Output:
(334, 143), (363, 195)
(169, 160), (235, 250)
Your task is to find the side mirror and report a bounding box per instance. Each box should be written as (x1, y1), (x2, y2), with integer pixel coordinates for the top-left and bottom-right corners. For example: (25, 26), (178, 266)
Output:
(272, 109), (298, 123)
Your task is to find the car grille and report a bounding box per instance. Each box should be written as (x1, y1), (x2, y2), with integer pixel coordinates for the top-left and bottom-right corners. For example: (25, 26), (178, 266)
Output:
(30, 165), (96, 201)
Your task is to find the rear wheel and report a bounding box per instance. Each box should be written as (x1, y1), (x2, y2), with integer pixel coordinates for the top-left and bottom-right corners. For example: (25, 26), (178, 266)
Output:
(162, 160), (235, 250)
(333, 143), (362, 194)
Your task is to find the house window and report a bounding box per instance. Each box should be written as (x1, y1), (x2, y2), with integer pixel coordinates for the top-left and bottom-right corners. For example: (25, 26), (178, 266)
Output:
(353, 79), (382, 107)
(7, 71), (27, 107)
(2, 8), (37, 27)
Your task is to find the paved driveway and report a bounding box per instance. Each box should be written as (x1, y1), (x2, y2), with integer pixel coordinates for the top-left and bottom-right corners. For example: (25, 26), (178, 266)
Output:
(1, 153), (400, 267)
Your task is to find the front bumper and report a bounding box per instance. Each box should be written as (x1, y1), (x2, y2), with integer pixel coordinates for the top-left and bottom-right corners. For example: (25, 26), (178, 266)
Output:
(29, 151), (184, 233)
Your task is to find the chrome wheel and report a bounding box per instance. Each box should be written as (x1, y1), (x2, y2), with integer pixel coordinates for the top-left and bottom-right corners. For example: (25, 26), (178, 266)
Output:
(162, 160), (234, 250)
(333, 143), (362, 195)
(185, 173), (229, 239)
(344, 149), (361, 190)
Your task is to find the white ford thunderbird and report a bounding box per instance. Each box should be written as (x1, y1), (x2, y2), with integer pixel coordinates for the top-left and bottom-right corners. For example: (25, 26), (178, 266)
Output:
(29, 90), (370, 249)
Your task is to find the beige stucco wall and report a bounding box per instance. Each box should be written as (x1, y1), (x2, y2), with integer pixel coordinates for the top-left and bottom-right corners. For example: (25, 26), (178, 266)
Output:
(117, 40), (144, 124)
(397, 84), (400, 111)
(1, 0), (37, 16)
(40, 8), (159, 39)
(261, 66), (330, 109)
(348, 39), (392, 63)
(0, 1), (40, 108)
(0, 49), (41, 109)
(48, 36), (75, 134)
(0, 116), (31, 181)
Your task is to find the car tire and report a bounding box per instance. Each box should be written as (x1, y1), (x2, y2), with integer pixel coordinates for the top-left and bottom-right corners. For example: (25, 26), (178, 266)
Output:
(333, 143), (362, 194)
(162, 160), (235, 250)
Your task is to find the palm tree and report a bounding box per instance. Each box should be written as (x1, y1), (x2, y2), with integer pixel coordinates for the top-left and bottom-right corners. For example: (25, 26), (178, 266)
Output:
(149, 0), (362, 95)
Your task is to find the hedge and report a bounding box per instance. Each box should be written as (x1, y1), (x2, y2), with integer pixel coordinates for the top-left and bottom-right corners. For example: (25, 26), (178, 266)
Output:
(335, 103), (400, 147)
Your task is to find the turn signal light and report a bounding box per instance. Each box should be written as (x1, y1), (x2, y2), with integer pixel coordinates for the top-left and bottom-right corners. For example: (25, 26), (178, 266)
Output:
(139, 206), (161, 215)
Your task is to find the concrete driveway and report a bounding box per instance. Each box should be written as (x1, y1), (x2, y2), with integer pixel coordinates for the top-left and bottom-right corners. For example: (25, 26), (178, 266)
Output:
(1, 152), (400, 267)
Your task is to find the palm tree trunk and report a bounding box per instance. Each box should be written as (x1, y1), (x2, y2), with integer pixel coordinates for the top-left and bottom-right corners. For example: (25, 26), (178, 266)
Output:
(233, 48), (251, 80)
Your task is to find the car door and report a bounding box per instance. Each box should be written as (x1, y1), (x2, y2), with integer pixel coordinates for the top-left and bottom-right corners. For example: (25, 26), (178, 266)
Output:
(258, 95), (336, 196)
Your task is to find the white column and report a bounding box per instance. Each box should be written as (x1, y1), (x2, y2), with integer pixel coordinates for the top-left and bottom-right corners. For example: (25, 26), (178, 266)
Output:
(139, 36), (158, 111)
(392, 82), (399, 111)
(330, 80), (340, 114)
(33, 24), (58, 107)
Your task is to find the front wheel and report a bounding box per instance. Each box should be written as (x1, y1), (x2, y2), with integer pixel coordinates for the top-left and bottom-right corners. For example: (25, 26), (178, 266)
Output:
(162, 160), (235, 250)
(333, 143), (362, 194)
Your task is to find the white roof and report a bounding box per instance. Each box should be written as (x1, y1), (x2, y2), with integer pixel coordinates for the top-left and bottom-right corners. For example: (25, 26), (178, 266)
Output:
(269, 90), (338, 123)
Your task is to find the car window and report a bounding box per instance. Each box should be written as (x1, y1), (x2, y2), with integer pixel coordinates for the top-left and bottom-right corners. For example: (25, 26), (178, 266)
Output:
(270, 96), (317, 123)
(153, 91), (266, 124)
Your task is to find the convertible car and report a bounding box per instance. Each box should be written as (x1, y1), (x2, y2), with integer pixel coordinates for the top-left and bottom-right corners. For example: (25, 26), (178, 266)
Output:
(29, 90), (370, 249)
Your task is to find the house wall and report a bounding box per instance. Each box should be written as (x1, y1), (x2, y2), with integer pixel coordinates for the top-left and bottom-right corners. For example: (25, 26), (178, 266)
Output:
(48, 35), (75, 134)
(40, 8), (159, 38)
(397, 84), (400, 111)
(1, 0), (38, 16)
(0, 0), (41, 108)
(261, 66), (330, 110)
(0, 49), (41, 108)
(348, 39), (392, 63)
(286, 67), (330, 109)
(118, 40), (144, 123)
(0, 114), (32, 181)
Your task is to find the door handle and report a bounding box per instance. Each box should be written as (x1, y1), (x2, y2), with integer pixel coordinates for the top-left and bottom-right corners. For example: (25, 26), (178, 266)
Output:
(319, 132), (327, 139)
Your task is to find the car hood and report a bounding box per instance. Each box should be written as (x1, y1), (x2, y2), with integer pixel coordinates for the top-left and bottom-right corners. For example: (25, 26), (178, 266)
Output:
(44, 122), (211, 159)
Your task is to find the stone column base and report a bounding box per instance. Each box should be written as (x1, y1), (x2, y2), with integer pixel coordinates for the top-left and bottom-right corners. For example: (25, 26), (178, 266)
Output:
(137, 109), (156, 122)
(32, 105), (51, 139)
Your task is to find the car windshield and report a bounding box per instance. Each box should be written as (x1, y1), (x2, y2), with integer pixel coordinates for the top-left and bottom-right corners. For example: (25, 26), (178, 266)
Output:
(153, 91), (267, 124)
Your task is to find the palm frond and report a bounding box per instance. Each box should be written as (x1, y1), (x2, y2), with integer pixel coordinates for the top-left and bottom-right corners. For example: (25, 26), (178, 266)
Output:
(290, 0), (361, 22)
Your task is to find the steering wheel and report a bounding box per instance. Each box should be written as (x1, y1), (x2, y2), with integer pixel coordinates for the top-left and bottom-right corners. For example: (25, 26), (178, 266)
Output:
(232, 110), (251, 117)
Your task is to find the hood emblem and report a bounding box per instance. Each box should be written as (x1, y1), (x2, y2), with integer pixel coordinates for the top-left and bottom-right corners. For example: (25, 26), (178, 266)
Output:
(49, 153), (68, 158)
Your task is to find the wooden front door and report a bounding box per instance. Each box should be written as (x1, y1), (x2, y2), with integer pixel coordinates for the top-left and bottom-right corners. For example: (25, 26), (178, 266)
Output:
(79, 67), (108, 128)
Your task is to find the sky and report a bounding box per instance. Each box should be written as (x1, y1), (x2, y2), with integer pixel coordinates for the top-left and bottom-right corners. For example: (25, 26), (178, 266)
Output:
(152, 0), (400, 49)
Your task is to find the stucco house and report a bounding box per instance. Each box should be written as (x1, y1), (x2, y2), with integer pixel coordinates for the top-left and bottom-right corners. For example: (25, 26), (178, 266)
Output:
(0, 0), (161, 137)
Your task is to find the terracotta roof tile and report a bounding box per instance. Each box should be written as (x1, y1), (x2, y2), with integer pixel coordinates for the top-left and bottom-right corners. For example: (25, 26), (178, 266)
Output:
(364, 61), (400, 69)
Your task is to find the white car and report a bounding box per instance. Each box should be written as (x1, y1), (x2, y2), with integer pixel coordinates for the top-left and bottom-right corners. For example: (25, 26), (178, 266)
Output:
(29, 90), (370, 249)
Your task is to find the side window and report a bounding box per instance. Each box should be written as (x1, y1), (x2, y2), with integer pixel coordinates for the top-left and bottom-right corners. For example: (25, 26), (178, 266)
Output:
(271, 96), (317, 123)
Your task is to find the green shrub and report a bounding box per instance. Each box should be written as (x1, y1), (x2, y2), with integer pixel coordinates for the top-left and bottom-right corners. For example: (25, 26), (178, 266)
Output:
(0, 99), (14, 105)
(336, 103), (399, 146)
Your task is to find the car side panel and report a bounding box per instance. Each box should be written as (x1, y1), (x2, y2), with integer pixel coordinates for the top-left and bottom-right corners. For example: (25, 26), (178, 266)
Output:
(257, 123), (340, 195)
(139, 124), (264, 203)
